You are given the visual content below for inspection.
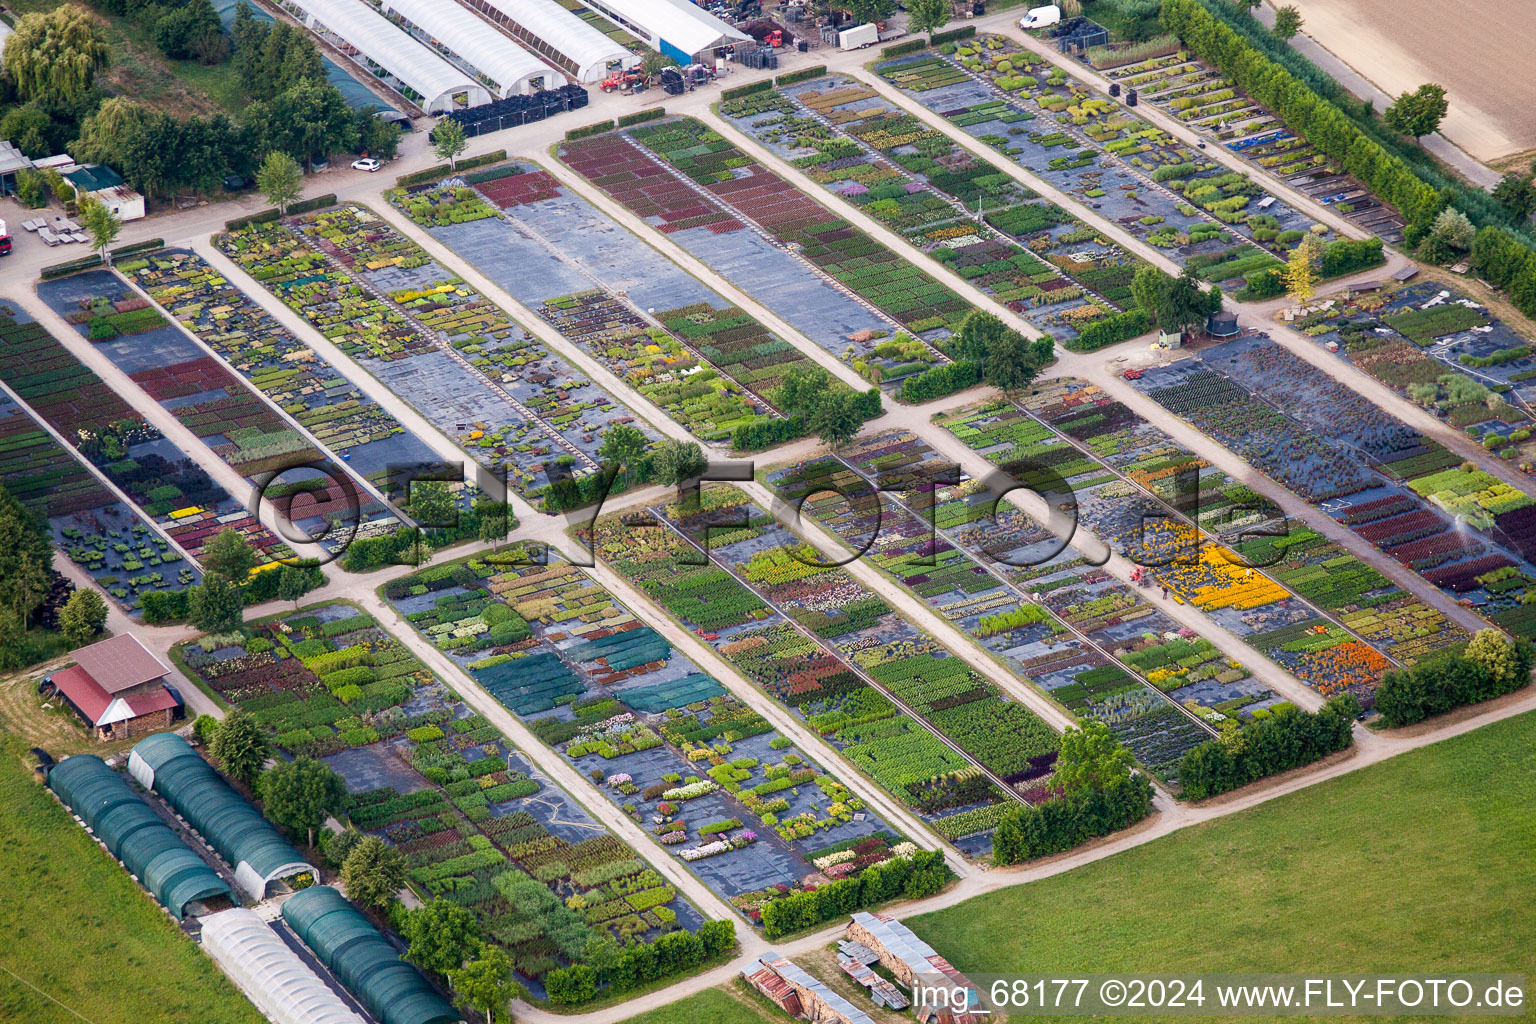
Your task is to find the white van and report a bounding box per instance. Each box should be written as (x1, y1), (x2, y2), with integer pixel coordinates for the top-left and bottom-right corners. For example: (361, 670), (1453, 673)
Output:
(1020, 4), (1062, 28)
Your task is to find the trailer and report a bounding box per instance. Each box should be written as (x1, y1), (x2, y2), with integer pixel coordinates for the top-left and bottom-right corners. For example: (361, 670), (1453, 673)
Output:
(838, 23), (878, 49)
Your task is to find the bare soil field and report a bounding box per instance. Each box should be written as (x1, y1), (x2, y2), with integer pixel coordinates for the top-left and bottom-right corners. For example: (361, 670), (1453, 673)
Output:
(1280, 0), (1536, 162)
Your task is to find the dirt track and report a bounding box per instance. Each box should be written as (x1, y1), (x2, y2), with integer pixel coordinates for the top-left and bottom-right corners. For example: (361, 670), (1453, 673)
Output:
(1277, 0), (1536, 162)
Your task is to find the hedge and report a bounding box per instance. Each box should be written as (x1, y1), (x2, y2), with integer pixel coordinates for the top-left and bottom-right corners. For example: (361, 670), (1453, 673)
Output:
(930, 26), (977, 45)
(730, 388), (883, 451)
(40, 238), (167, 280)
(881, 38), (927, 58)
(544, 919), (736, 1005)
(898, 359), (981, 403)
(1064, 307), (1152, 351)
(1374, 634), (1534, 727)
(394, 150), (507, 188)
(721, 80), (772, 101)
(991, 774), (1155, 866)
(565, 119), (616, 141)
(1177, 695), (1359, 801)
(776, 66), (827, 87)
(616, 107), (665, 128)
(759, 849), (950, 938)
(224, 194), (336, 232)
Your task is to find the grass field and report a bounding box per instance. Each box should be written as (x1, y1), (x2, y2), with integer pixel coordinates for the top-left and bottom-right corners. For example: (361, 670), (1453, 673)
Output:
(0, 737), (265, 1024)
(626, 712), (1536, 1023)
(618, 983), (793, 1024)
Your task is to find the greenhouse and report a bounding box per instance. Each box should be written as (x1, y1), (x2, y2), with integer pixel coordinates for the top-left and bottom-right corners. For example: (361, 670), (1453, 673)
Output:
(128, 733), (314, 900)
(581, 0), (748, 65)
(47, 754), (232, 920)
(378, 0), (566, 97)
(202, 909), (368, 1024)
(281, 0), (492, 113)
(281, 886), (459, 1024)
(458, 0), (637, 83)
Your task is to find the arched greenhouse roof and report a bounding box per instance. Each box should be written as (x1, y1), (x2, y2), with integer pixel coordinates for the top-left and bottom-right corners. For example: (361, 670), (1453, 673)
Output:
(458, 0), (637, 83)
(48, 755), (232, 919)
(128, 733), (313, 900)
(281, 886), (459, 1024)
(379, 0), (566, 97)
(202, 909), (368, 1024)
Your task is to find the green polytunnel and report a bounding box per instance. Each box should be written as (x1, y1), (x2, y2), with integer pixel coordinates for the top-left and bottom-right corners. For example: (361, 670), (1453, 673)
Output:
(128, 732), (314, 899)
(281, 886), (460, 1024)
(47, 754), (232, 919)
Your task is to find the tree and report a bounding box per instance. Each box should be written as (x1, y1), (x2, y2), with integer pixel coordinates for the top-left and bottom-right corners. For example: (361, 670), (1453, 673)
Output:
(1464, 629), (1526, 690)
(245, 80), (358, 169)
(1163, 263), (1219, 333)
(1284, 232), (1321, 302)
(1384, 84), (1449, 143)
(190, 572), (245, 634)
(599, 424), (648, 479)
(12, 549), (51, 629)
(846, 0), (896, 27)
(808, 389), (862, 450)
(951, 310), (1011, 364)
(1271, 5), (1302, 40)
(474, 501), (510, 550)
(1492, 174), (1536, 221)
(256, 151), (303, 216)
(72, 97), (154, 167)
(408, 480), (457, 530)
(321, 826), (364, 867)
(258, 757), (346, 848)
(430, 119), (468, 170)
(277, 565), (308, 609)
(773, 364), (833, 418)
(1052, 721), (1134, 796)
(0, 610), (26, 671)
(204, 529), (258, 584)
(58, 589), (108, 646)
(1431, 207), (1476, 251)
(76, 194), (122, 266)
(4, 4), (110, 107)
(209, 708), (271, 786)
(1130, 264), (1166, 319)
(907, 0), (949, 36)
(340, 836), (407, 909)
(356, 107), (402, 160)
(449, 947), (522, 1024)
(402, 900), (484, 976)
(1, 104), (54, 158)
(639, 50), (674, 83)
(984, 330), (1047, 397)
(0, 487), (55, 627)
(650, 439), (707, 487)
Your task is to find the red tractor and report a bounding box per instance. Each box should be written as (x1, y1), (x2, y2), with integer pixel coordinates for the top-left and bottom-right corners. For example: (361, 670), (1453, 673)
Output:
(601, 69), (643, 92)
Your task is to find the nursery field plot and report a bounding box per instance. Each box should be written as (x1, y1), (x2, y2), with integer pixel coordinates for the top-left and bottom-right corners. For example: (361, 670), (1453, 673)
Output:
(175, 601), (699, 991)
(1193, 334), (1536, 642)
(390, 171), (801, 442)
(38, 270), (393, 551)
(1107, 52), (1406, 242)
(718, 76), (1148, 347)
(560, 120), (971, 388)
(943, 381), (1436, 696)
(124, 247), (447, 497)
(1301, 283), (1536, 459)
(0, 383), (196, 613)
(875, 41), (1315, 286)
(217, 205), (658, 504)
(0, 305), (286, 570)
(588, 491), (1030, 856)
(765, 438), (1220, 773)
(379, 552), (915, 926)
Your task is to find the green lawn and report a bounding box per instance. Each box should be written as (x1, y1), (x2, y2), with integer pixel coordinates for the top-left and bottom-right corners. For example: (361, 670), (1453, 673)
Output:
(618, 984), (792, 1024)
(627, 713), (1536, 1023)
(0, 738), (265, 1024)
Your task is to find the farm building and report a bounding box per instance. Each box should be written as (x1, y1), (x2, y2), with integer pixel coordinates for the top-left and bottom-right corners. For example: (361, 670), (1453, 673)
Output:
(741, 951), (877, 1024)
(279, 0), (492, 112)
(48, 633), (179, 740)
(281, 886), (459, 1024)
(47, 754), (233, 919)
(846, 912), (987, 1024)
(376, 0), (567, 96)
(201, 909), (368, 1024)
(128, 732), (315, 900)
(579, 0), (748, 65)
(458, 0), (638, 83)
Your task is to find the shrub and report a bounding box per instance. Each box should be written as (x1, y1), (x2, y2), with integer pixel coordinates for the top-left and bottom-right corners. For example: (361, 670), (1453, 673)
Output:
(991, 774), (1154, 865)
(1177, 696), (1360, 800)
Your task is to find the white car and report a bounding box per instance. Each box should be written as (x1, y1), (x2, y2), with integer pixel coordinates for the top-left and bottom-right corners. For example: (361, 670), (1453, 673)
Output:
(351, 158), (383, 173)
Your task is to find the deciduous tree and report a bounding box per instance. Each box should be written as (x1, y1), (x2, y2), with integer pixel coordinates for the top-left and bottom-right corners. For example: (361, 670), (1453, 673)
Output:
(430, 119), (468, 170)
(1052, 721), (1134, 796)
(907, 0), (950, 36)
(256, 151), (303, 216)
(1492, 174), (1536, 221)
(599, 424), (648, 479)
(341, 836), (407, 909)
(189, 572), (244, 634)
(650, 439), (707, 487)
(1270, 5), (1302, 40)
(58, 589), (108, 646)
(203, 528), (258, 583)
(402, 900), (483, 975)
(4, 4), (110, 107)
(1284, 232), (1321, 302)
(258, 757), (347, 848)
(277, 565), (308, 609)
(449, 947), (522, 1023)
(1384, 83), (1449, 143)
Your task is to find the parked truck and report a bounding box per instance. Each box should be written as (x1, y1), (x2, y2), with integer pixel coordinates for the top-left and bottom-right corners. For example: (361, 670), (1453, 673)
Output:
(1019, 4), (1062, 28)
(838, 23), (878, 49)
(0, 220), (10, 257)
